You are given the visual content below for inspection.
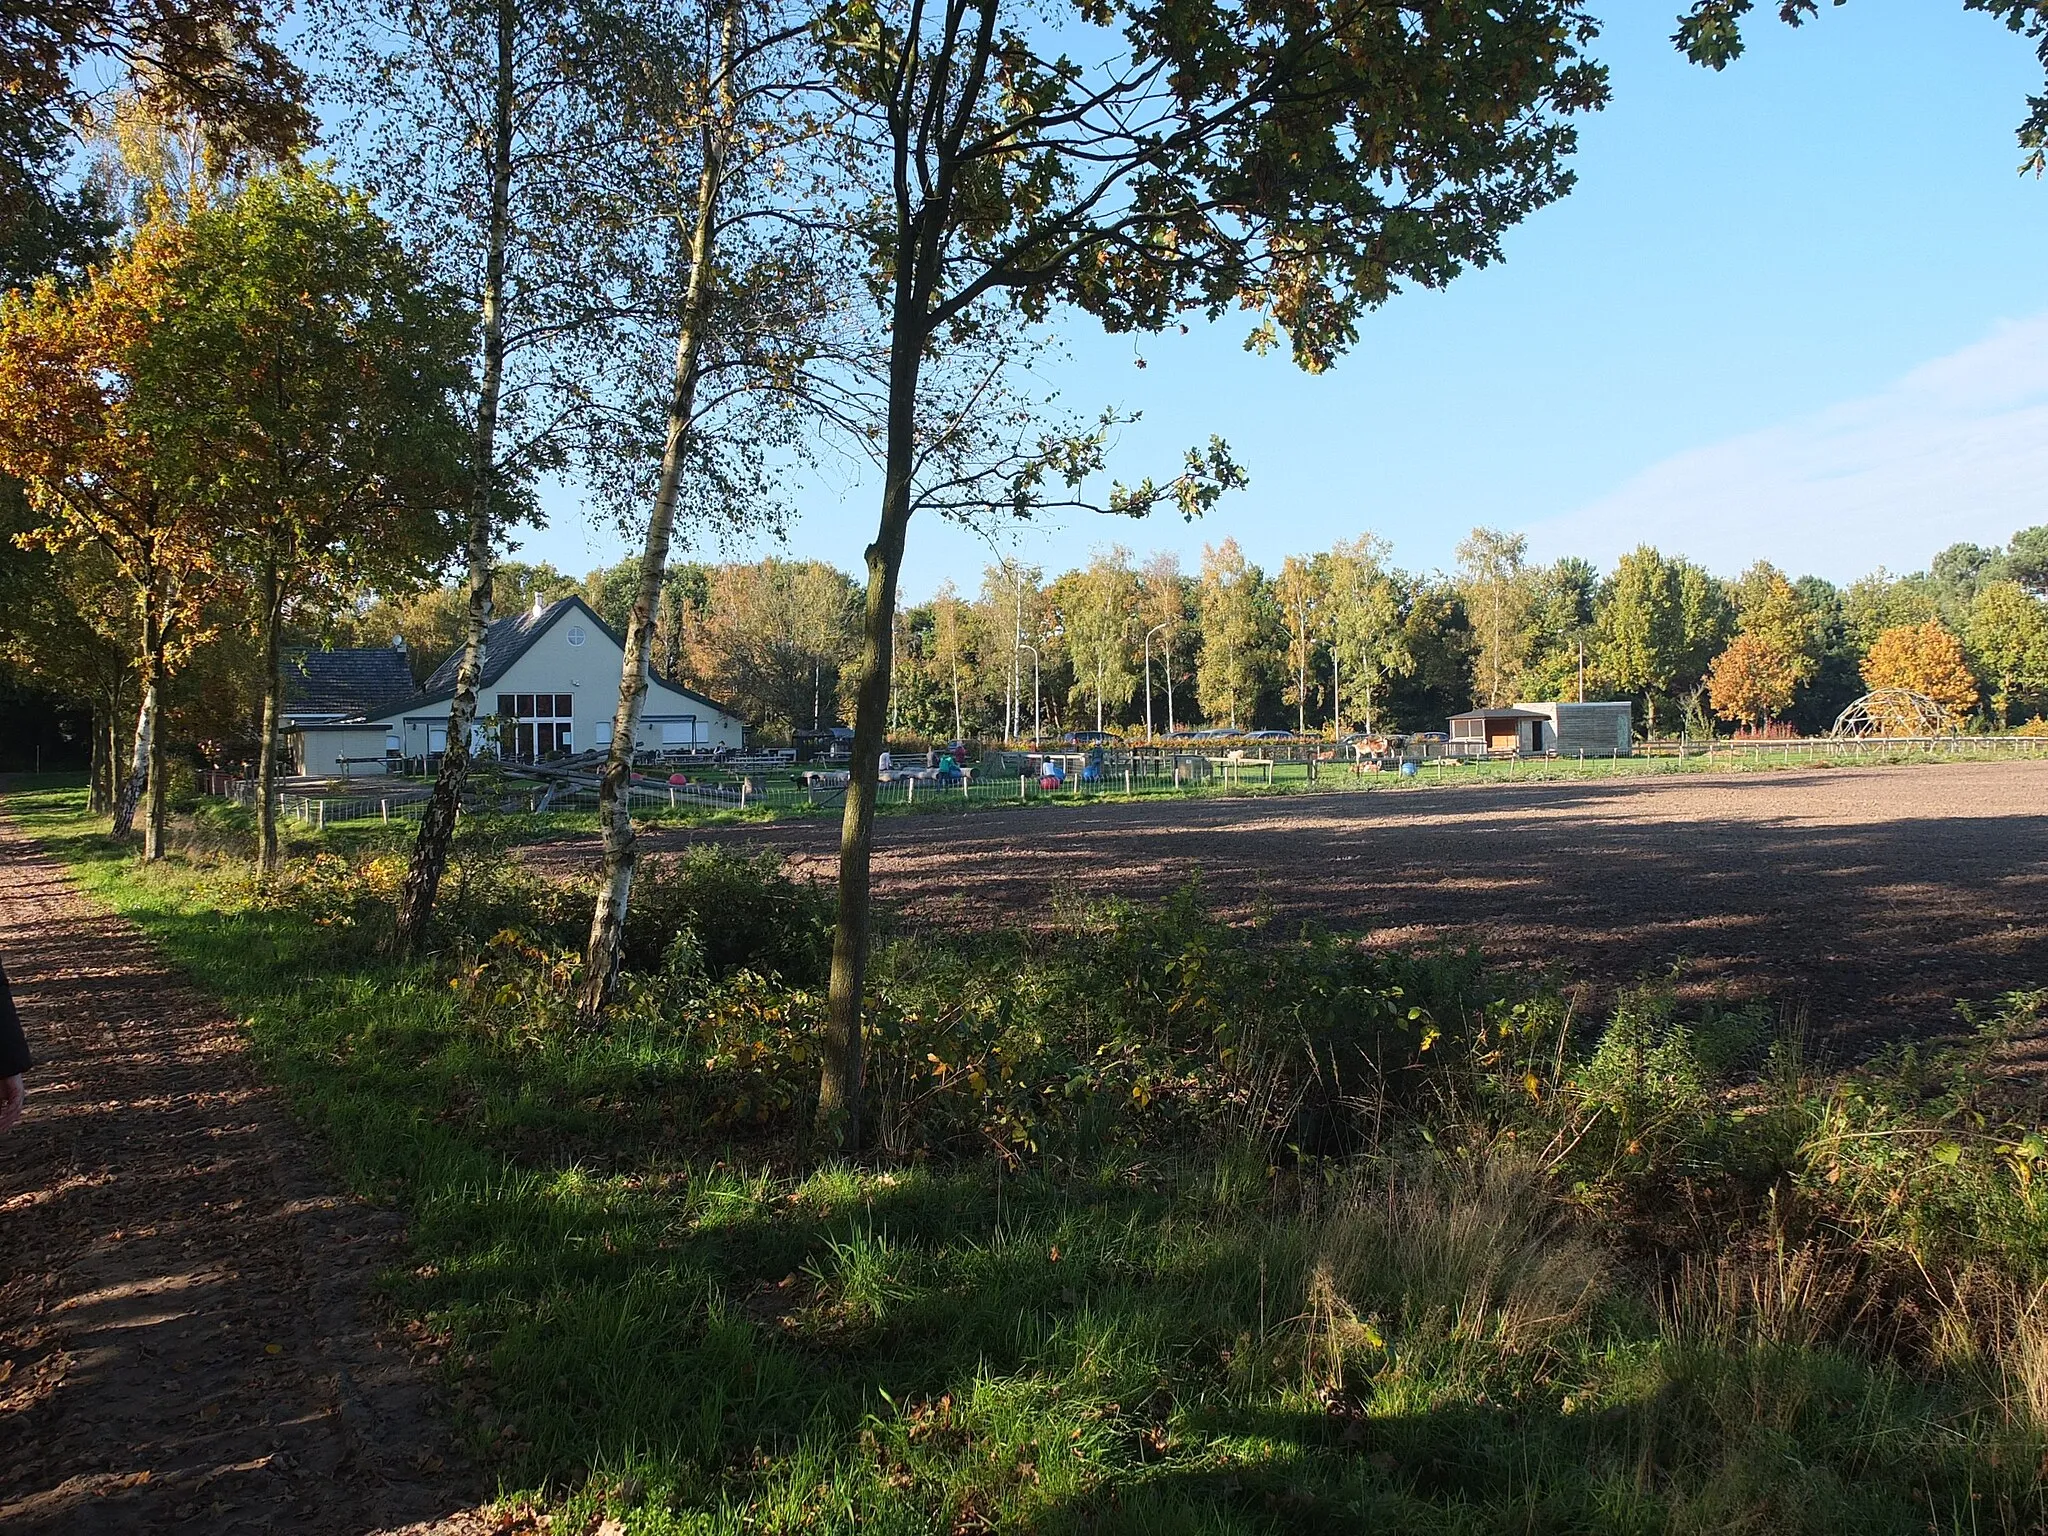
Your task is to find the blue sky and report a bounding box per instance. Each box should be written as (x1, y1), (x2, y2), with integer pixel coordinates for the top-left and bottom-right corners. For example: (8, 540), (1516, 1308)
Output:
(512, 4), (2048, 595)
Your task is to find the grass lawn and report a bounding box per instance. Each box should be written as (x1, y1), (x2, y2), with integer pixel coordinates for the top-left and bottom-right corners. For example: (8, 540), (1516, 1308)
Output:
(11, 785), (2048, 1534)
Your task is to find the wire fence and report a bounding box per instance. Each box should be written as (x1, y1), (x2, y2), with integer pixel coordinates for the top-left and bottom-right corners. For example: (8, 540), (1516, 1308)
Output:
(210, 732), (2048, 831)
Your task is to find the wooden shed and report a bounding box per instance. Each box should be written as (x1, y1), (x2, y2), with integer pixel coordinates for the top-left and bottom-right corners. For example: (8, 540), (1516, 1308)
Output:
(1448, 707), (1548, 755)
(1518, 700), (1633, 757)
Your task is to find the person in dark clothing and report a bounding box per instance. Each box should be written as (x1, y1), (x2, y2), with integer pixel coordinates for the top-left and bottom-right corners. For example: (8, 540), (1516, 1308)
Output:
(0, 959), (30, 1133)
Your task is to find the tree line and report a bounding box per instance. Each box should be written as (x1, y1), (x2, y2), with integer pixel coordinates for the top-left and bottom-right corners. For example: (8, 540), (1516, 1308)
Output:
(333, 523), (2048, 746)
(3, 0), (2044, 1147)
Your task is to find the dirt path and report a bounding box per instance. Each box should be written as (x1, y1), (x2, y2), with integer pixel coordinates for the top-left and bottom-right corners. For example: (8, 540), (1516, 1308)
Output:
(533, 760), (2048, 1044)
(0, 815), (492, 1534)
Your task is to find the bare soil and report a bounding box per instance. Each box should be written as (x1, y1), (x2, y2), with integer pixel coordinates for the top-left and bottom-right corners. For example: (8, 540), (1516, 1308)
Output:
(0, 816), (494, 1534)
(540, 760), (2048, 1045)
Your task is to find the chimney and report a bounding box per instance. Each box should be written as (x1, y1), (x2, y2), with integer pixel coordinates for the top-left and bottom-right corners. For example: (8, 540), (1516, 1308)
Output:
(531, 593), (545, 619)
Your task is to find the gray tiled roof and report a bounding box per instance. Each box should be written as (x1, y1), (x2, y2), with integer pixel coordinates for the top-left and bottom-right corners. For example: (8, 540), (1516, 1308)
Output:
(377, 595), (736, 720)
(281, 646), (417, 719)
(419, 598), (570, 696)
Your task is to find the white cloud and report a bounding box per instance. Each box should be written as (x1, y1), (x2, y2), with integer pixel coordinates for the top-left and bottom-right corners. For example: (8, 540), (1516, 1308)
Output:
(1529, 314), (2048, 579)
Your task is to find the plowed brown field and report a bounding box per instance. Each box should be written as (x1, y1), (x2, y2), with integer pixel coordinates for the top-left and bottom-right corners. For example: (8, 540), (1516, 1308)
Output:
(537, 760), (2048, 1043)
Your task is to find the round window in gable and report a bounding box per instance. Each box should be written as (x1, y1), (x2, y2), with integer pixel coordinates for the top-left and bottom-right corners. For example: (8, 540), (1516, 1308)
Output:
(567, 625), (586, 647)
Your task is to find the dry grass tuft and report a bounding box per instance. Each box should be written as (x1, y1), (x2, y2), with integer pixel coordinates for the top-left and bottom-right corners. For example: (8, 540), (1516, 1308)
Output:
(1296, 1154), (1608, 1393)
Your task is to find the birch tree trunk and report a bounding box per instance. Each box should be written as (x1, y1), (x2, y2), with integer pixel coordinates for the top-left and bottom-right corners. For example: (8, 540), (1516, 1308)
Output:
(255, 554), (283, 870)
(392, 0), (516, 955)
(576, 14), (732, 1023)
(113, 585), (161, 841)
(1296, 622), (1306, 735)
(113, 682), (152, 838)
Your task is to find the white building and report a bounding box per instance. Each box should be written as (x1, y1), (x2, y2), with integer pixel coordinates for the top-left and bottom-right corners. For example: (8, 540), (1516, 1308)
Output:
(285, 595), (746, 777)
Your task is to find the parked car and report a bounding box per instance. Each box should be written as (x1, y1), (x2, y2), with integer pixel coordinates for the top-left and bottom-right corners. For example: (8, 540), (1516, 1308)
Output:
(1062, 730), (1115, 746)
(1243, 729), (1294, 740)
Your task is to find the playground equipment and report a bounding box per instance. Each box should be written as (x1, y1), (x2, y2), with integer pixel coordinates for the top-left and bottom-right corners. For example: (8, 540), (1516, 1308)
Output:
(1831, 690), (1956, 739)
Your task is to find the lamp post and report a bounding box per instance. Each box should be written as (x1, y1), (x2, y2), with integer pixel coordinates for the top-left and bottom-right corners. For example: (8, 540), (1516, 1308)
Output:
(1018, 643), (1042, 748)
(1143, 623), (1168, 743)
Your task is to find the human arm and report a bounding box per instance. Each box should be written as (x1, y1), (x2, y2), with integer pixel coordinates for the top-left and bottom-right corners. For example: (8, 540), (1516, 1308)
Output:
(0, 959), (31, 1133)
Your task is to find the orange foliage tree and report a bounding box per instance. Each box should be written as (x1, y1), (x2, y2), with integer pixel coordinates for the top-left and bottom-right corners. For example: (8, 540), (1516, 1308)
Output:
(1861, 621), (1980, 727)
(0, 217), (230, 856)
(1707, 632), (1800, 730)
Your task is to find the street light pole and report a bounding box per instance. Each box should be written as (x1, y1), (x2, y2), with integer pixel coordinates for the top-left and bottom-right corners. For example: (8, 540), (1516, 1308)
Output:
(1143, 623), (1168, 743)
(1019, 643), (1042, 748)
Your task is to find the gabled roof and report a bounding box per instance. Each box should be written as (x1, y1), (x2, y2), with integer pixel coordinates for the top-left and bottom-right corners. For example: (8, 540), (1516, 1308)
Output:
(281, 645), (417, 719)
(372, 594), (736, 720)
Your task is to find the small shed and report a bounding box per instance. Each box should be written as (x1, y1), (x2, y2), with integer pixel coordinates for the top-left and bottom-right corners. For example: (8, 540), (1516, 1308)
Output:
(292, 722), (397, 778)
(1517, 700), (1633, 757)
(1448, 707), (1548, 755)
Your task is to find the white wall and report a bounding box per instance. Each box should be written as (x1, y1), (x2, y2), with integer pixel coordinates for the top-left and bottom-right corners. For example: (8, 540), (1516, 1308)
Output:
(295, 726), (393, 778)
(372, 609), (745, 758)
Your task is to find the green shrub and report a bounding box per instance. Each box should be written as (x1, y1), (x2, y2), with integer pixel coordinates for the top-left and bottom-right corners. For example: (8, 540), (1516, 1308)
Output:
(620, 847), (833, 984)
(164, 759), (201, 812)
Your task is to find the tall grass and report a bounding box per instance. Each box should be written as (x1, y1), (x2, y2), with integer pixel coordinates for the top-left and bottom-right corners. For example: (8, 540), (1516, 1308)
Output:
(11, 785), (2048, 1534)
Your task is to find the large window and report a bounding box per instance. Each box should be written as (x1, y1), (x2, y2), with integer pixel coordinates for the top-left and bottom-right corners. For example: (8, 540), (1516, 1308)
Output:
(498, 692), (573, 760)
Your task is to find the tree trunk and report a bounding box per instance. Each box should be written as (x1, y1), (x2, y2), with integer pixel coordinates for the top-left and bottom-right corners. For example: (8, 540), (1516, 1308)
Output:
(577, 11), (732, 1024)
(392, 0), (516, 955)
(114, 683), (153, 839)
(87, 708), (108, 813)
(1297, 627), (1306, 735)
(818, 478), (913, 1150)
(115, 705), (149, 835)
(1165, 649), (1175, 735)
(255, 554), (283, 871)
(113, 586), (163, 841)
(144, 698), (167, 861)
(818, 284), (926, 1149)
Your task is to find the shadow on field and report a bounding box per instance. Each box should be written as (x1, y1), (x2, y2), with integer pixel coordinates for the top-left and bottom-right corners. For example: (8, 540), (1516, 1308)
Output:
(549, 764), (2048, 1048)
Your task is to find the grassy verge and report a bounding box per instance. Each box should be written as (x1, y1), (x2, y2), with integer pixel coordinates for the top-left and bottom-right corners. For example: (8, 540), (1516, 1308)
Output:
(12, 785), (2048, 1534)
